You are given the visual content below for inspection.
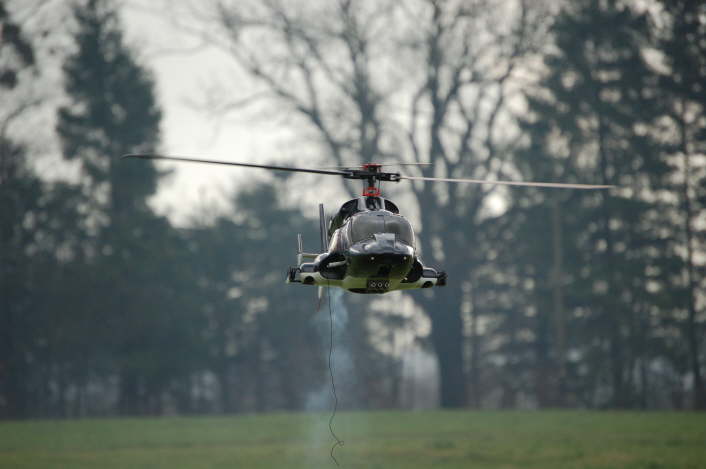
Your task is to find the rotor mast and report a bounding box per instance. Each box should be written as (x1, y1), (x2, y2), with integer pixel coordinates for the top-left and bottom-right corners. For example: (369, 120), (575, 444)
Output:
(361, 163), (383, 197)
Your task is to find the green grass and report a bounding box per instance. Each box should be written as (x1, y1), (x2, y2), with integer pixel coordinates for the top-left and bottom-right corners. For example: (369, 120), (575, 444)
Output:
(1, 411), (705, 468)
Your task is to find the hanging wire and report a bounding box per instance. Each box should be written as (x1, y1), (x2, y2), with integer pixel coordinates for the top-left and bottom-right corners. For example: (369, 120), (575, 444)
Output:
(327, 283), (344, 466)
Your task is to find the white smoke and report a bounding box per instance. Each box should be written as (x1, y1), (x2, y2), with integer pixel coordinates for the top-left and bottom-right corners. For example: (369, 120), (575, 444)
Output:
(303, 288), (356, 466)
(306, 288), (353, 411)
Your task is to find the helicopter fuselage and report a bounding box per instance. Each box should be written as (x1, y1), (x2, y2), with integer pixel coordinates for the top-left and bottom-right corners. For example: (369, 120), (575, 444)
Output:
(287, 196), (446, 294)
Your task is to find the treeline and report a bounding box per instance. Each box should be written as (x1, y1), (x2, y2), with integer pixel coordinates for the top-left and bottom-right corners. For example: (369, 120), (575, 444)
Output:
(471, 0), (706, 410)
(1, 0), (704, 419)
(0, 0), (394, 419)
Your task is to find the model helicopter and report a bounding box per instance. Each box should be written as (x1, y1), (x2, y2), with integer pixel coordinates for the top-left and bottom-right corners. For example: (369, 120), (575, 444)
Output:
(123, 154), (612, 294)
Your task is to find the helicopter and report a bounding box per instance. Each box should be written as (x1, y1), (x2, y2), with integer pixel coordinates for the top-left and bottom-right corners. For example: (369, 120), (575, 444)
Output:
(124, 154), (612, 294)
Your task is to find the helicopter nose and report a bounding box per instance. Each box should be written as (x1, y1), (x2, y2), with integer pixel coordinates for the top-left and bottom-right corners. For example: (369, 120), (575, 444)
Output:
(349, 251), (411, 277)
(365, 252), (410, 267)
(348, 239), (414, 279)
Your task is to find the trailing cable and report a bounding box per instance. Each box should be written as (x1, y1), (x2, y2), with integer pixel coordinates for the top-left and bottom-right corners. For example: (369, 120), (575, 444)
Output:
(327, 284), (344, 466)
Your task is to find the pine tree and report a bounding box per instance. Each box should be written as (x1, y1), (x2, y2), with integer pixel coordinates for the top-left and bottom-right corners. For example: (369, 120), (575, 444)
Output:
(1, 1), (90, 419)
(56, 0), (194, 415)
(509, 0), (672, 408)
(658, 0), (706, 409)
(0, 0), (41, 419)
(57, 0), (160, 214)
(0, 140), (40, 418)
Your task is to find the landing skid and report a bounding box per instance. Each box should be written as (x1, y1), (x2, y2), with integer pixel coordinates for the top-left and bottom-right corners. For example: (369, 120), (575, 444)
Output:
(286, 266), (446, 294)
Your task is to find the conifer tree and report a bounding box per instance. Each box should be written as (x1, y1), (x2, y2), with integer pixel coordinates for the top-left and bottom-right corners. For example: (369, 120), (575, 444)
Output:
(1, 1), (89, 419)
(0, 0), (41, 419)
(57, 0), (160, 214)
(56, 0), (193, 415)
(509, 0), (672, 407)
(658, 0), (706, 409)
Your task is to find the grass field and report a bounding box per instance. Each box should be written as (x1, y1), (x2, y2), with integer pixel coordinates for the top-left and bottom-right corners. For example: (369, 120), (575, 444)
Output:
(1, 410), (705, 468)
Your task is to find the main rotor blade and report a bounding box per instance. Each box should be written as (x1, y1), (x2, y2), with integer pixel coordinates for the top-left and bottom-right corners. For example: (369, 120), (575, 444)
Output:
(398, 175), (614, 190)
(123, 153), (351, 177)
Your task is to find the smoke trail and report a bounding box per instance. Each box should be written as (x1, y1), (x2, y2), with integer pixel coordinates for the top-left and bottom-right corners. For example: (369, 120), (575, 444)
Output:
(305, 288), (353, 465)
(306, 289), (352, 410)
(326, 289), (345, 465)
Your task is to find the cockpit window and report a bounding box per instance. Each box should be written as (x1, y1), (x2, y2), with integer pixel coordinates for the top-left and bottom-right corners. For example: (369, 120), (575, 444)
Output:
(349, 213), (414, 246)
(385, 215), (414, 245)
(350, 214), (383, 243)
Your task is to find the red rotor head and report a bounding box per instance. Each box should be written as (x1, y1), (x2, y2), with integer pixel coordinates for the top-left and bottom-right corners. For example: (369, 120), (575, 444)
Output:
(361, 163), (383, 196)
(362, 186), (382, 197)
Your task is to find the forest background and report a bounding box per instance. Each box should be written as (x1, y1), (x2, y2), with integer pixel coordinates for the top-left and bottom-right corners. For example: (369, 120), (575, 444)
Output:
(1, 0), (704, 419)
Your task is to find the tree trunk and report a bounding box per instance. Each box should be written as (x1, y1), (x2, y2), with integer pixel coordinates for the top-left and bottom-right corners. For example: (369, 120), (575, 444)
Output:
(428, 295), (466, 408)
(551, 197), (567, 406)
(217, 362), (234, 414)
(535, 304), (553, 408)
(468, 288), (481, 408)
(276, 354), (300, 411)
(596, 111), (626, 407)
(0, 309), (25, 419)
(678, 104), (705, 409)
(639, 307), (649, 409)
(119, 369), (140, 415)
(254, 343), (267, 413)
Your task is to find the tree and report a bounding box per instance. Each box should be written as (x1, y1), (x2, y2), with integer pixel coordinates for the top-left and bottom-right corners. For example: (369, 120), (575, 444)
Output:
(183, 181), (337, 413)
(56, 0), (196, 415)
(57, 0), (160, 210)
(0, 1), (91, 419)
(509, 0), (674, 408)
(657, 0), (706, 409)
(0, 141), (40, 418)
(0, 0), (41, 419)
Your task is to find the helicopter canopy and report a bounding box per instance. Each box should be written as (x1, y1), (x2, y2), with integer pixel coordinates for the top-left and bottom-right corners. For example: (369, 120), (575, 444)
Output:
(349, 212), (414, 246)
(328, 197), (399, 237)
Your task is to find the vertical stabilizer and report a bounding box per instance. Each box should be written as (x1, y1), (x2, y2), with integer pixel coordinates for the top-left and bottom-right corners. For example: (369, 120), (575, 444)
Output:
(319, 203), (328, 251)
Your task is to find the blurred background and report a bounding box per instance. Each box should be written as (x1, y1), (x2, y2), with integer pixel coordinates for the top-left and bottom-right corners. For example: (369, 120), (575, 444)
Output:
(1, 0), (704, 420)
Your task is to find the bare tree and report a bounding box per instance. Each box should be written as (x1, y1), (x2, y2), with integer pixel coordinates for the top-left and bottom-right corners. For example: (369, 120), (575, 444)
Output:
(171, 0), (552, 408)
